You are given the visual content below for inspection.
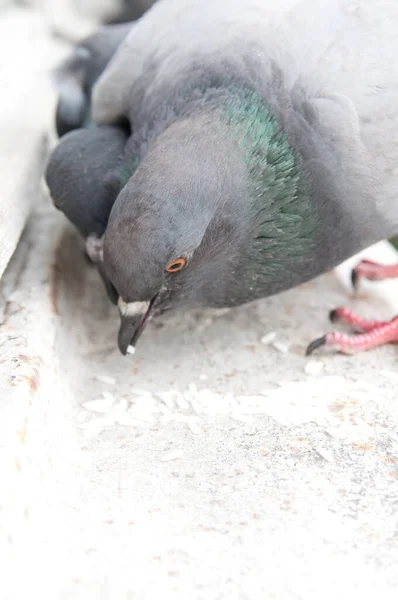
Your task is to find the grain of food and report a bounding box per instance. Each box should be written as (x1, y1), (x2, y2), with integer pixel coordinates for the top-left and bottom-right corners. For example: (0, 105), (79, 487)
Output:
(261, 332), (276, 345)
(95, 375), (116, 385)
(315, 447), (334, 462)
(304, 360), (324, 376)
(272, 341), (290, 354)
(161, 450), (184, 462)
(188, 422), (203, 435)
(83, 398), (115, 413)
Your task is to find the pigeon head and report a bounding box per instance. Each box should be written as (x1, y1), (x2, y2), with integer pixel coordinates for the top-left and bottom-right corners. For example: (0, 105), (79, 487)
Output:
(102, 110), (251, 353)
(100, 90), (322, 354)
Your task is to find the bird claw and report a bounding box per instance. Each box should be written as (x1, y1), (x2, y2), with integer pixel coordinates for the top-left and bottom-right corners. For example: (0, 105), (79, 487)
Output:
(306, 308), (398, 356)
(305, 336), (327, 356)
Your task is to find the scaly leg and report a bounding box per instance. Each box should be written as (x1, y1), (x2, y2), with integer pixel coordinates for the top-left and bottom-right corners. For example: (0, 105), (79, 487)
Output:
(306, 309), (398, 355)
(306, 258), (398, 355)
(351, 259), (398, 289)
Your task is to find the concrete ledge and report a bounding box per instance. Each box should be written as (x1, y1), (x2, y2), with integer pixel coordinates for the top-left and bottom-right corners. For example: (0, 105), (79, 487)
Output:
(0, 6), (67, 279)
(1, 5), (398, 600)
(1, 187), (398, 598)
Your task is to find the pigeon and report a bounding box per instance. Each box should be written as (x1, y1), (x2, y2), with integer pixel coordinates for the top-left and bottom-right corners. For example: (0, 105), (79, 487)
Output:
(106, 0), (158, 24)
(45, 124), (130, 303)
(47, 23), (135, 303)
(54, 22), (132, 138)
(49, 0), (398, 356)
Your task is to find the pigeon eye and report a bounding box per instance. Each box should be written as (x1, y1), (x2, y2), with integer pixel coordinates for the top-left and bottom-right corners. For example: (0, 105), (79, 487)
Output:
(165, 257), (187, 273)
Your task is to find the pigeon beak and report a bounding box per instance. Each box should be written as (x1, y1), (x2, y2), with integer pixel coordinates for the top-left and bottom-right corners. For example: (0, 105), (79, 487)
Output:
(117, 296), (157, 355)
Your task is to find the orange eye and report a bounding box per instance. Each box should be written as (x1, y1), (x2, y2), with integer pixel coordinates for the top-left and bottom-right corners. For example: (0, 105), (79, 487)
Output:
(165, 257), (187, 273)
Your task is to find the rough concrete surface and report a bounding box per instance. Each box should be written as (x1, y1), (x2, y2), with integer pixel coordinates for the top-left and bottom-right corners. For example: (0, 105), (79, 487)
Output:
(0, 6), (67, 278)
(1, 4), (398, 600)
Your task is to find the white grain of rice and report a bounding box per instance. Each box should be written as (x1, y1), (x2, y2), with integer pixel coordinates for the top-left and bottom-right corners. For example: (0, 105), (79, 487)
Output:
(261, 331), (276, 345)
(380, 369), (398, 382)
(83, 398), (115, 413)
(115, 414), (147, 427)
(176, 396), (190, 410)
(199, 374), (209, 381)
(126, 345), (136, 355)
(76, 411), (88, 423)
(237, 395), (267, 406)
(272, 341), (290, 354)
(156, 391), (176, 410)
(196, 317), (213, 332)
(163, 413), (197, 423)
(231, 412), (256, 423)
(108, 401), (128, 418)
(304, 360), (324, 376)
(95, 375), (116, 385)
(190, 400), (202, 414)
(82, 426), (105, 439)
(102, 390), (116, 404)
(158, 405), (173, 417)
(131, 388), (154, 398)
(188, 422), (203, 435)
(237, 405), (270, 415)
(161, 450), (184, 462)
(78, 416), (113, 432)
(315, 447), (334, 462)
(128, 409), (154, 422)
(213, 308), (231, 317)
(188, 383), (198, 396)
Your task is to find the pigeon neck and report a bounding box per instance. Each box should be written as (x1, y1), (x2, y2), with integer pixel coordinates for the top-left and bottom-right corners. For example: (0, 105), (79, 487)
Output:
(220, 90), (319, 298)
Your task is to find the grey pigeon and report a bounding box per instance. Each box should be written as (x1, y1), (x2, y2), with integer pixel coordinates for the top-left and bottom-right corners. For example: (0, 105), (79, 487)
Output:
(54, 22), (132, 137)
(51, 0), (398, 356)
(47, 23), (134, 303)
(45, 125), (130, 303)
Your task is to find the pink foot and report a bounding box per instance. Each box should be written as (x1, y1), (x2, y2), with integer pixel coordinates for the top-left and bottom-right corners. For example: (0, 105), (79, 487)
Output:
(306, 309), (398, 355)
(351, 260), (398, 289)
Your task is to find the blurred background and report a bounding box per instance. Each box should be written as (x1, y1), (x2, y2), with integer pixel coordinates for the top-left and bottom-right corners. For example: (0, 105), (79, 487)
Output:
(11, 0), (156, 24)
(2, 0), (157, 40)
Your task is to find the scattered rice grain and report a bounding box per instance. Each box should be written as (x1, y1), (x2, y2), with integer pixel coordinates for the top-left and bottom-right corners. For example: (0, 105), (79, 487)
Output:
(272, 341), (290, 354)
(95, 375), (116, 385)
(261, 332), (276, 345)
(76, 411), (88, 423)
(315, 447), (334, 462)
(304, 360), (324, 376)
(380, 369), (398, 382)
(102, 390), (116, 403)
(163, 413), (197, 423)
(158, 405), (173, 416)
(188, 422), (203, 435)
(108, 401), (128, 418)
(131, 388), (154, 398)
(213, 308), (231, 317)
(161, 450), (184, 462)
(126, 345), (136, 355)
(232, 412), (256, 423)
(156, 391), (176, 410)
(128, 409), (154, 422)
(83, 398), (115, 413)
(78, 416), (113, 431)
(176, 396), (190, 410)
(115, 414), (145, 427)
